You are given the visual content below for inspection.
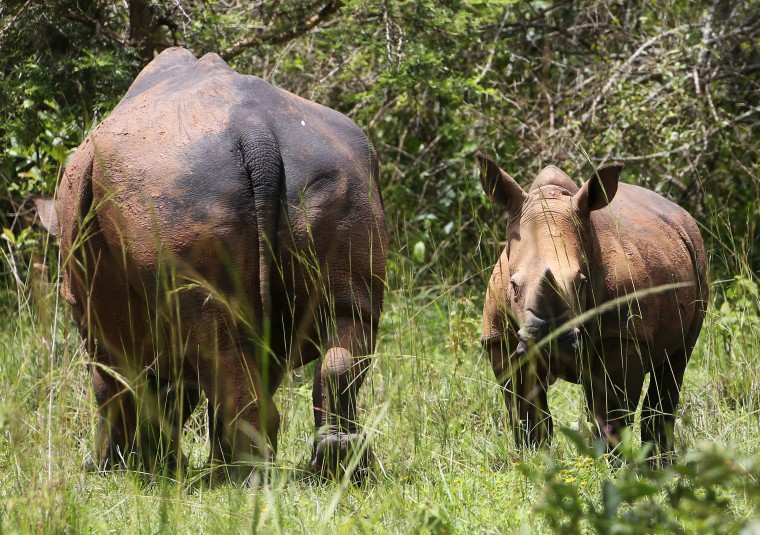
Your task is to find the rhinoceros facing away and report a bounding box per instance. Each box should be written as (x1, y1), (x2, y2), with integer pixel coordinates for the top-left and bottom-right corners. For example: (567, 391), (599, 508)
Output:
(44, 48), (388, 483)
(476, 151), (707, 464)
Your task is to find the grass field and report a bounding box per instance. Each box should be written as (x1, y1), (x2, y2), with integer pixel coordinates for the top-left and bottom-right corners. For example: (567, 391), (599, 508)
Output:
(1, 239), (759, 533)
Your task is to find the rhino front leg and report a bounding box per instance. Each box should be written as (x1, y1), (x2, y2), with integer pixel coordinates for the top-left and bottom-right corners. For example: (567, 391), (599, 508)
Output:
(583, 341), (646, 457)
(309, 317), (374, 481)
(488, 341), (553, 449)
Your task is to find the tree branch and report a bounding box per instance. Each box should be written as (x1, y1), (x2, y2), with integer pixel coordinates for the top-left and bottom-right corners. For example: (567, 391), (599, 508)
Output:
(590, 145), (690, 163)
(220, 1), (342, 61)
(64, 8), (128, 47)
(582, 24), (690, 124)
(0, 0), (33, 42)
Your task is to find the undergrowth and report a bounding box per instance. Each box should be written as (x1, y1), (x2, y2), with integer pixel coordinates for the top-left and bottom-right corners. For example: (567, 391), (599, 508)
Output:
(1, 231), (759, 533)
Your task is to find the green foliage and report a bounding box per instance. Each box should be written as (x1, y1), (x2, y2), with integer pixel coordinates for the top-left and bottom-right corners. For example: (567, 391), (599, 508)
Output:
(3, 0), (758, 278)
(712, 275), (760, 409)
(522, 428), (760, 534)
(4, 100), (80, 198)
(412, 500), (453, 535)
(0, 1), (138, 210)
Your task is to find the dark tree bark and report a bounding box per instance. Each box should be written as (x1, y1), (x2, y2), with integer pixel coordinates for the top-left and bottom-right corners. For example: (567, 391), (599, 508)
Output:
(128, 0), (172, 62)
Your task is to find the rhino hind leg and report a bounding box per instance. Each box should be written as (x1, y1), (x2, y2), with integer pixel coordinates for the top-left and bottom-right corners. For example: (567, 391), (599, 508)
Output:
(86, 366), (139, 472)
(86, 364), (200, 476)
(196, 344), (282, 486)
(145, 371), (202, 475)
(641, 348), (689, 467)
(309, 317), (375, 482)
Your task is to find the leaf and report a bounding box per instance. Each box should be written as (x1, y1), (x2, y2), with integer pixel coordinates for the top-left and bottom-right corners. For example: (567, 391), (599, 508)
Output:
(2, 228), (16, 245)
(413, 241), (426, 264)
(602, 480), (620, 518)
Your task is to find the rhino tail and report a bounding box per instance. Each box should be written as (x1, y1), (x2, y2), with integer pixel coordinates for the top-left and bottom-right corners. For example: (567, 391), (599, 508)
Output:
(239, 128), (283, 327)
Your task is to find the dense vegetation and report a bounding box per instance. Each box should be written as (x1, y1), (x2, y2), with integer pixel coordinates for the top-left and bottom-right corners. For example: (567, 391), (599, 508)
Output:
(1, 1), (759, 532)
(3, 0), (758, 277)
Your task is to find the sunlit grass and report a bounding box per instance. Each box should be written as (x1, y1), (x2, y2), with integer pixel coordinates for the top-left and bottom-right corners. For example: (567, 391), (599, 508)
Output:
(0, 258), (757, 533)
(1, 188), (759, 532)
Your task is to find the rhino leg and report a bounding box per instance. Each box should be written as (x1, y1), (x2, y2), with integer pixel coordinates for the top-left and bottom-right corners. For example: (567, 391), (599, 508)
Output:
(87, 366), (139, 471)
(309, 317), (374, 481)
(583, 341), (646, 456)
(148, 372), (202, 475)
(198, 345), (282, 486)
(641, 348), (688, 467)
(488, 341), (553, 449)
(87, 364), (200, 475)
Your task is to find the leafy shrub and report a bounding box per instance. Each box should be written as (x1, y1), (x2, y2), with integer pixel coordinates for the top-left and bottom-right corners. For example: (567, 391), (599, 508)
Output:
(713, 275), (760, 409)
(522, 428), (760, 534)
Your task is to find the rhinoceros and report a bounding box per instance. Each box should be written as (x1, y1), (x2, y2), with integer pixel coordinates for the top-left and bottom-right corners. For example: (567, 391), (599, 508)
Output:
(41, 47), (387, 483)
(476, 151), (707, 463)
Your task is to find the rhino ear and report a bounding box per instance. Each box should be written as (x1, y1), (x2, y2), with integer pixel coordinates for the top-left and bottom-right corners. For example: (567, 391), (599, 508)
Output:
(475, 150), (527, 211)
(32, 197), (59, 236)
(574, 162), (623, 214)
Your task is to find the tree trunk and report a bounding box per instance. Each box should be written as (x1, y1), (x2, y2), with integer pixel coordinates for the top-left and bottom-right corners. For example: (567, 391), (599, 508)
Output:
(129, 0), (170, 62)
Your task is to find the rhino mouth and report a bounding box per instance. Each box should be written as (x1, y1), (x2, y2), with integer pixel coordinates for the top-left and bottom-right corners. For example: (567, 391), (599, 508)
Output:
(516, 326), (580, 356)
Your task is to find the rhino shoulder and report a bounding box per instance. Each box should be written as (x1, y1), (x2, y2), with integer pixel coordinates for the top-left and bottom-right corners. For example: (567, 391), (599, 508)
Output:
(592, 182), (706, 314)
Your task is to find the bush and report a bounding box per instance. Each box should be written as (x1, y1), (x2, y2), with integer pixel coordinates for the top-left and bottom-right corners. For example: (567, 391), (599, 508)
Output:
(522, 428), (760, 534)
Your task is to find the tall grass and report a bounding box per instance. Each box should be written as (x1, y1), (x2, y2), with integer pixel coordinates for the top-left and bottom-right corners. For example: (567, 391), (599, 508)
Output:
(1, 168), (759, 533)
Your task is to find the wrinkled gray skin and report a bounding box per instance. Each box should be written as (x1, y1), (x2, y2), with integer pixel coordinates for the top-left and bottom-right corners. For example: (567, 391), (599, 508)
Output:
(44, 48), (387, 483)
(477, 151), (707, 464)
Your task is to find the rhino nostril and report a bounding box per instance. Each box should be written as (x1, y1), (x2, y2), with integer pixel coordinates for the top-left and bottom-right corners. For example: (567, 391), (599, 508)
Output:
(558, 328), (579, 341)
(557, 328), (581, 351)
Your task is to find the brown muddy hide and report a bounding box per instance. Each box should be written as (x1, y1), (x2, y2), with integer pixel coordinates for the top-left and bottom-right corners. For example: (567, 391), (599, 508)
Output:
(51, 48), (388, 484)
(477, 151), (708, 465)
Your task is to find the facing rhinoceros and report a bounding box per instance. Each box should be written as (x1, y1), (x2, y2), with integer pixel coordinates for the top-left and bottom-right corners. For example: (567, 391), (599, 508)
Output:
(46, 47), (387, 483)
(476, 151), (707, 463)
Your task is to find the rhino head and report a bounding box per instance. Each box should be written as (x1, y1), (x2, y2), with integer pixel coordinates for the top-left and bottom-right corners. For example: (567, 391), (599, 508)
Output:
(477, 151), (624, 366)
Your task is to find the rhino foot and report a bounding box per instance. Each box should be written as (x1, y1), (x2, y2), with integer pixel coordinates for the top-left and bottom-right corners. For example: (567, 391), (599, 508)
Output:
(83, 451), (102, 473)
(309, 432), (373, 483)
(83, 448), (189, 478)
(82, 449), (129, 473)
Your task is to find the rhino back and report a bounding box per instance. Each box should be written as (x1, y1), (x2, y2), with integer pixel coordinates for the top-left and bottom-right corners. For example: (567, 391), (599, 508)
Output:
(591, 183), (706, 353)
(73, 49), (384, 317)
(83, 54), (249, 281)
